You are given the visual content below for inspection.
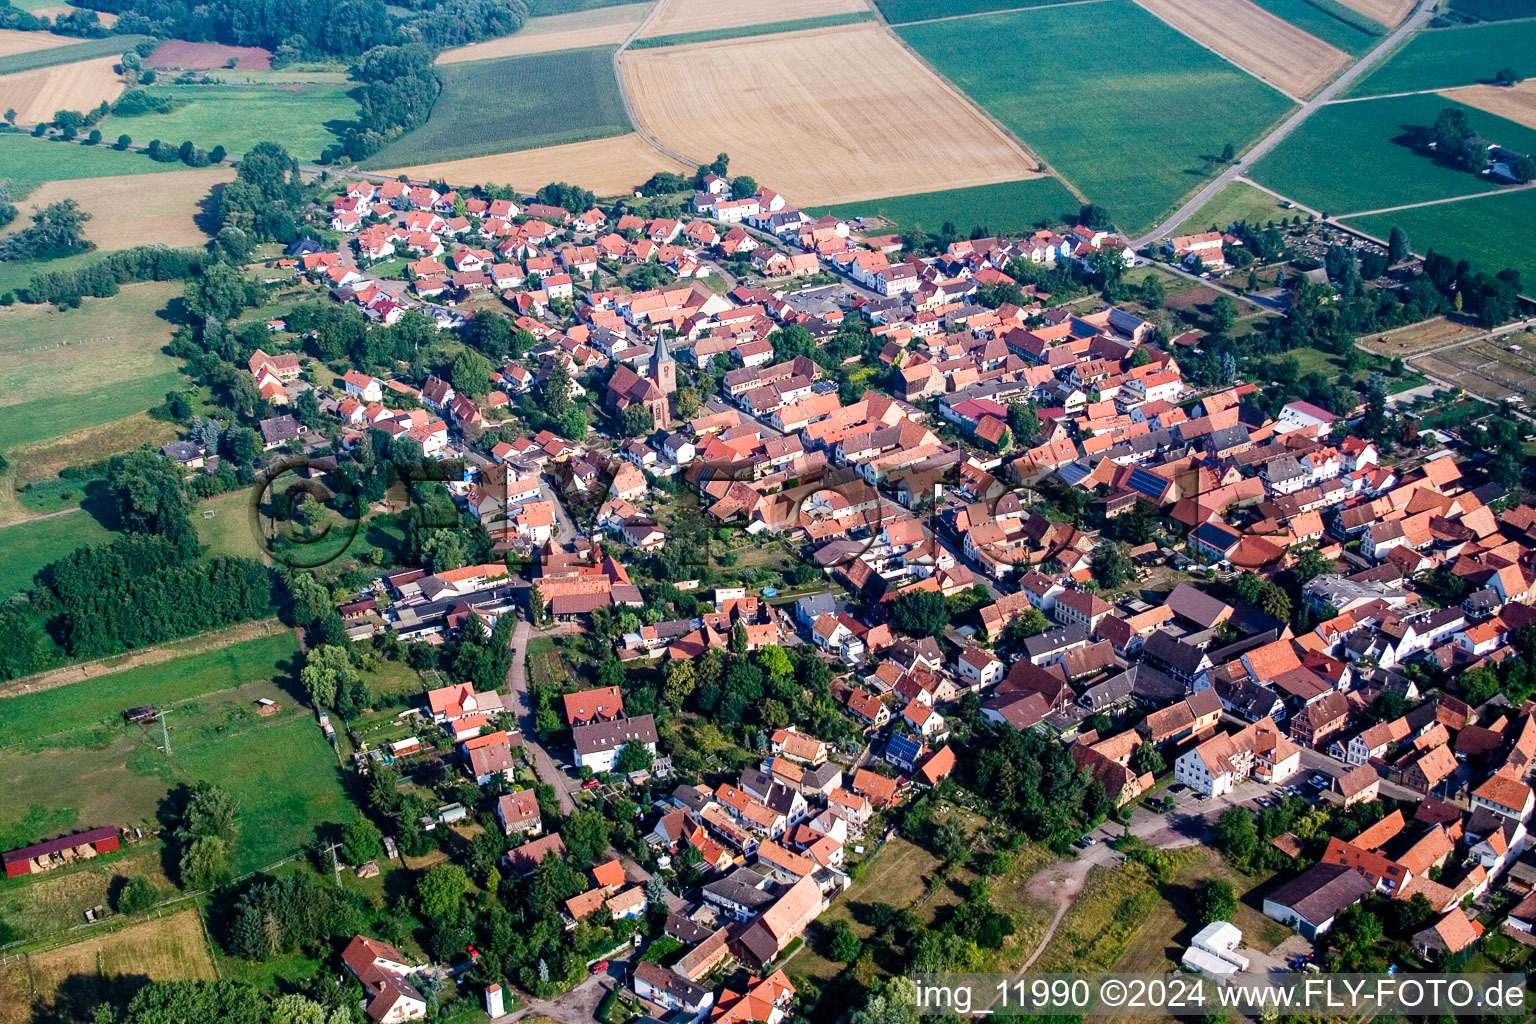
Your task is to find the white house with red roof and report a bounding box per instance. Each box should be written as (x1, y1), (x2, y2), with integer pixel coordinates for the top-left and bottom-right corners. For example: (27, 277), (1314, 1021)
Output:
(340, 936), (427, 1023)
(343, 370), (383, 403)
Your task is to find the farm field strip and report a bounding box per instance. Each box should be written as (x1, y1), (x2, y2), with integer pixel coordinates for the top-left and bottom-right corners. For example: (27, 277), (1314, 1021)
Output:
(806, 177), (1083, 235)
(877, 0), (1110, 22)
(1345, 19), (1536, 97)
(1333, 0), (1412, 24)
(1133, 0), (1348, 97)
(146, 39), (273, 70)
(1440, 79), (1536, 132)
(0, 27), (83, 57)
(1250, 0), (1381, 53)
(3, 167), (232, 250)
(1357, 315), (1487, 355)
(621, 23), (1041, 206)
(630, 12), (875, 48)
(638, 0), (870, 38)
(379, 132), (688, 197)
(0, 32), (150, 75)
(98, 83), (361, 164)
(1173, 179), (1295, 233)
(897, 0), (1296, 234)
(0, 54), (124, 125)
(0, 134), (207, 189)
(437, 2), (652, 61)
(1341, 186), (1536, 293)
(1414, 342), (1536, 405)
(25, 910), (218, 1017)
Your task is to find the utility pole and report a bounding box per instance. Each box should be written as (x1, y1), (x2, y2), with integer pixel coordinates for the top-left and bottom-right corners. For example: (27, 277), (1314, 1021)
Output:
(154, 710), (172, 755)
(324, 841), (342, 885)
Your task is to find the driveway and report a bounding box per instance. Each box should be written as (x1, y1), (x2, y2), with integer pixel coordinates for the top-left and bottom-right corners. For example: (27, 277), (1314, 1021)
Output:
(492, 952), (635, 1024)
(506, 617), (578, 815)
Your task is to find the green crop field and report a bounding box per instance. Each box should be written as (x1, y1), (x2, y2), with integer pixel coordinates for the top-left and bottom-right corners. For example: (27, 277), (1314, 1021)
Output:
(1347, 21), (1536, 96)
(808, 177), (1082, 235)
(1344, 189), (1536, 290)
(0, 631), (354, 872)
(1249, 93), (1536, 215)
(631, 12), (874, 47)
(529, 0), (641, 13)
(0, 282), (183, 447)
(100, 83), (361, 163)
(0, 510), (116, 599)
(875, 0), (1075, 24)
(0, 135), (210, 191)
(0, 34), (153, 76)
(362, 45), (629, 168)
(1448, 0), (1535, 21)
(1174, 181), (1295, 233)
(1250, 0), (1381, 53)
(898, 0), (1295, 234)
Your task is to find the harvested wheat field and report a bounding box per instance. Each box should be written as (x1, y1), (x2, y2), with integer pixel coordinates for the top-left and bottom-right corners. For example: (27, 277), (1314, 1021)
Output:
(1442, 80), (1536, 132)
(639, 0), (869, 38)
(439, 4), (651, 62)
(1135, 0), (1346, 96)
(28, 910), (217, 1016)
(0, 27), (81, 57)
(4, 166), (232, 249)
(1335, 0), (1412, 23)
(382, 132), (688, 196)
(0, 54), (122, 124)
(621, 23), (1041, 205)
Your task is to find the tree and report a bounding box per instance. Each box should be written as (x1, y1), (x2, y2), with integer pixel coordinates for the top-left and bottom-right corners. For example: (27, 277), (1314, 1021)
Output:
(115, 133), (131, 149)
(1000, 608), (1049, 644)
(1214, 807), (1258, 866)
(1387, 225), (1409, 264)
(1210, 294), (1239, 336)
(561, 810), (611, 866)
(829, 919), (863, 962)
(1130, 742), (1165, 776)
(529, 583), (546, 626)
(451, 348), (491, 398)
(1092, 542), (1134, 589)
(1195, 878), (1238, 924)
(615, 741), (653, 774)
(287, 572), (332, 626)
(1496, 67), (1522, 86)
(1078, 203), (1111, 229)
(663, 659), (696, 708)
(1006, 401), (1040, 444)
(622, 403), (654, 438)
(891, 589), (949, 637)
(732, 175), (758, 199)
(417, 863), (471, 923)
(341, 819), (383, 864)
(180, 835), (230, 890)
(0, 198), (93, 261)
(300, 645), (355, 709)
(115, 874), (160, 914)
(180, 781), (239, 845)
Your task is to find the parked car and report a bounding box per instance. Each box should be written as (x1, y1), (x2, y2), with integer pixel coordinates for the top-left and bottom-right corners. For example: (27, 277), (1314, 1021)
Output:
(589, 960), (609, 975)
(582, 778), (600, 790)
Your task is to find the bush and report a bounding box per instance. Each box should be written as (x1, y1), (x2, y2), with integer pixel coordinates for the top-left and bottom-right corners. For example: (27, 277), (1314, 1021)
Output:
(115, 874), (160, 914)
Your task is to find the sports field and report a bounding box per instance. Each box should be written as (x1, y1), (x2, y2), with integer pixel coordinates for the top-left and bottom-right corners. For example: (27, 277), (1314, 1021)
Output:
(1174, 180), (1296, 233)
(875, 0), (1076, 23)
(1442, 79), (1536, 132)
(639, 0), (868, 37)
(1344, 188), (1536, 290)
(0, 630), (354, 874)
(99, 83), (360, 163)
(1250, 0), (1381, 53)
(4, 167), (230, 250)
(1249, 92), (1536, 214)
(808, 177), (1081, 235)
(1134, 0), (1347, 96)
(0, 282), (183, 448)
(363, 45), (630, 168)
(24, 910), (217, 1022)
(0, 53), (123, 124)
(438, 3), (650, 61)
(381, 132), (688, 196)
(898, 0), (1295, 233)
(622, 23), (1041, 206)
(0, 134), (208, 190)
(1346, 20), (1536, 97)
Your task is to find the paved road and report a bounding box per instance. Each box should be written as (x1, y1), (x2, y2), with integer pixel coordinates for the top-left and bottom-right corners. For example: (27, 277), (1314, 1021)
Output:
(506, 617), (578, 815)
(1131, 0), (1438, 249)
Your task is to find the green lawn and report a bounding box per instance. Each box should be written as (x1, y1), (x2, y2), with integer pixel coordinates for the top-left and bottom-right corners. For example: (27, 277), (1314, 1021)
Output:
(897, 0), (1296, 234)
(1249, 0), (1382, 53)
(0, 631), (351, 873)
(362, 45), (629, 168)
(99, 83), (362, 163)
(1346, 20), (1536, 96)
(0, 509), (116, 598)
(1344, 188), (1536, 288)
(807, 177), (1082, 234)
(1249, 92), (1536, 215)
(0, 135), (212, 191)
(875, 0), (1077, 24)
(195, 488), (265, 562)
(632, 11), (873, 47)
(0, 34), (153, 76)
(0, 282), (183, 447)
(1175, 180), (1296, 233)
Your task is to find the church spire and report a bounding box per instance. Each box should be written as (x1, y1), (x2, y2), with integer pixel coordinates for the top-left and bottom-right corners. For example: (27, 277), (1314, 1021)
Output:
(651, 331), (676, 395)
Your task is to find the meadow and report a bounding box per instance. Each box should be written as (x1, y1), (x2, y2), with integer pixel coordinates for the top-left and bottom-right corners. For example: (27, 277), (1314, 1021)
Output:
(875, 0), (1075, 24)
(362, 45), (629, 168)
(1250, 0), (1382, 53)
(529, 0), (638, 12)
(897, 0), (1296, 234)
(0, 282), (183, 448)
(1346, 20), (1536, 96)
(1344, 189), (1536, 288)
(0, 134), (206, 191)
(0, 508), (116, 599)
(1248, 92), (1536, 214)
(0, 631), (355, 875)
(808, 177), (1082, 235)
(630, 12), (874, 48)
(1175, 180), (1296, 232)
(99, 83), (361, 163)
(0, 33), (151, 76)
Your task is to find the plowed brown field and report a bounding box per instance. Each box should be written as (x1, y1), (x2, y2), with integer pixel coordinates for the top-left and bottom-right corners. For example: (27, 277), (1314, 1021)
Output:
(1442, 79), (1536, 132)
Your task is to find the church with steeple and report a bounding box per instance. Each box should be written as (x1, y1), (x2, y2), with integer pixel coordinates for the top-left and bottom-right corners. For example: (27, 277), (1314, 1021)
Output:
(604, 332), (677, 430)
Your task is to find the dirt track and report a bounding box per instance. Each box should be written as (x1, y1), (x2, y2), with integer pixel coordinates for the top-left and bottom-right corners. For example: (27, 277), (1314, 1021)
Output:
(0, 54), (123, 124)
(1134, 0), (1347, 97)
(1442, 79), (1536, 132)
(638, 0), (869, 38)
(619, 22), (1041, 206)
(380, 132), (688, 197)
